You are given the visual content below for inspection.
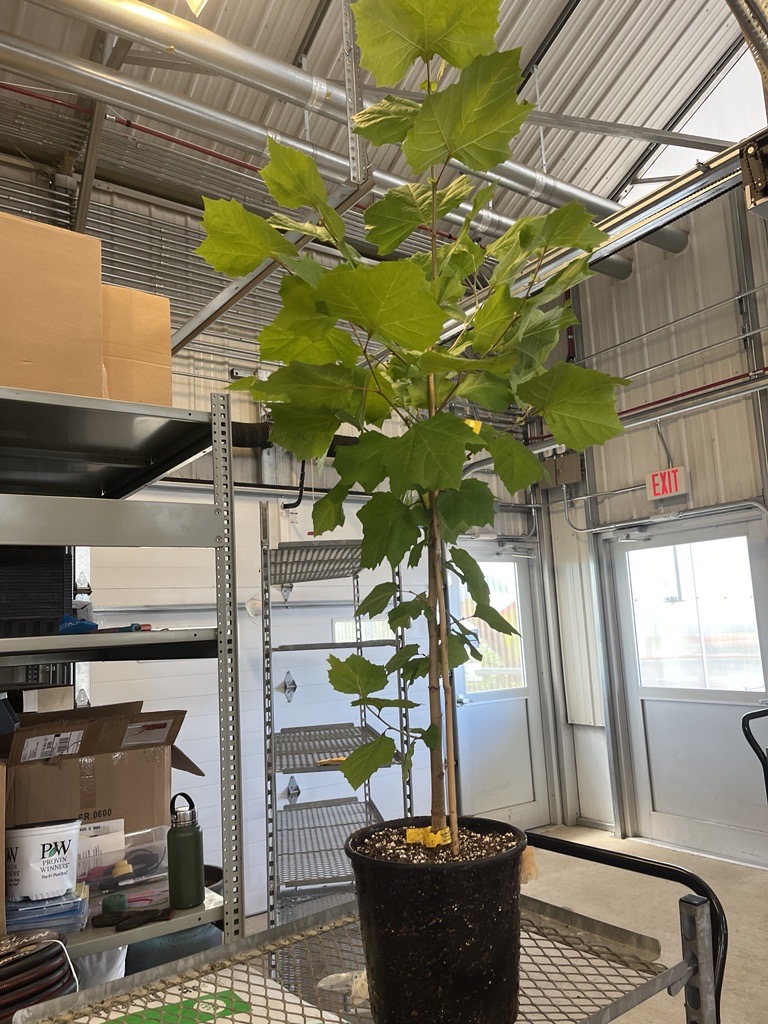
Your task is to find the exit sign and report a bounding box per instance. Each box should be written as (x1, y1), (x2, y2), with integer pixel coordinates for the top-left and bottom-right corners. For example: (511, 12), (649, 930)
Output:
(645, 466), (689, 500)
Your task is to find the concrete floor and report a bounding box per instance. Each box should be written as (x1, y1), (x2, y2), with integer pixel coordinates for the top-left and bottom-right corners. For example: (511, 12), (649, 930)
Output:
(527, 826), (768, 1024)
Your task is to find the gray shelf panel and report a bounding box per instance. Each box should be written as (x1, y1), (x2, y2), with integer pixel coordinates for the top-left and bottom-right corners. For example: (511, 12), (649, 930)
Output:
(65, 888), (223, 958)
(276, 886), (356, 926)
(269, 540), (362, 584)
(278, 798), (382, 887)
(0, 386), (212, 499)
(29, 901), (682, 1024)
(0, 627), (218, 668)
(273, 639), (396, 653)
(274, 723), (381, 774)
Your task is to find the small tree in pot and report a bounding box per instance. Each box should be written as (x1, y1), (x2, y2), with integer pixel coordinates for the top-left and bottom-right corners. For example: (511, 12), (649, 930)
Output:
(198, 2), (624, 1019)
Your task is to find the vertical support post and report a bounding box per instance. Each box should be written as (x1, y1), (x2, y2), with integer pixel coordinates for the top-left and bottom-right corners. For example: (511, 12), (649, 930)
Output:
(340, 0), (370, 186)
(678, 895), (718, 1024)
(353, 572), (373, 814)
(260, 501), (277, 926)
(393, 565), (414, 817)
(210, 392), (243, 941)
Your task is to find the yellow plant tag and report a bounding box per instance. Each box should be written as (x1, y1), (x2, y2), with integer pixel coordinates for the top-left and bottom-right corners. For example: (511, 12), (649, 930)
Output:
(315, 756), (346, 766)
(405, 826), (451, 848)
(464, 418), (483, 435)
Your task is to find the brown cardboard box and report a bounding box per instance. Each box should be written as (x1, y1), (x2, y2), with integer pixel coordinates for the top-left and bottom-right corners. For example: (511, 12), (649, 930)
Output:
(102, 285), (172, 406)
(1, 703), (202, 835)
(0, 211), (104, 399)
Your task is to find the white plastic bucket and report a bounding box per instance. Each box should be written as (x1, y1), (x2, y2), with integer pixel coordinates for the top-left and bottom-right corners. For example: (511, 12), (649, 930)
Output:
(5, 819), (81, 902)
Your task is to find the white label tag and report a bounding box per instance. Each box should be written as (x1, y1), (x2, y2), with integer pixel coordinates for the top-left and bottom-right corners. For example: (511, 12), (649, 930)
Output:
(122, 719), (173, 748)
(20, 729), (84, 762)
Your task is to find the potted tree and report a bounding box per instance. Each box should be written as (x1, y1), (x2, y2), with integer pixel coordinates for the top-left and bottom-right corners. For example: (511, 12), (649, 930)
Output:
(197, 1), (624, 1020)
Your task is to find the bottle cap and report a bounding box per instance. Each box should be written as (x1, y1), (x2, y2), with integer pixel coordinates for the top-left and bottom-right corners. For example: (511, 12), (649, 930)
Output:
(171, 792), (198, 826)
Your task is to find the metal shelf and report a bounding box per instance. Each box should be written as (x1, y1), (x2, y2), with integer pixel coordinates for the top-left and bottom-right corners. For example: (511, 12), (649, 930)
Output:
(0, 386), (213, 499)
(65, 888), (223, 958)
(273, 639), (396, 653)
(269, 540), (362, 585)
(274, 723), (381, 774)
(28, 898), (699, 1024)
(278, 798), (382, 887)
(0, 627), (218, 669)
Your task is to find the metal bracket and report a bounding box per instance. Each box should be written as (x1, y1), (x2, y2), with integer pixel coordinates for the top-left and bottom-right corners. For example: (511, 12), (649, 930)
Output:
(340, 0), (370, 186)
(286, 776), (301, 804)
(277, 671), (298, 703)
(678, 895), (718, 1024)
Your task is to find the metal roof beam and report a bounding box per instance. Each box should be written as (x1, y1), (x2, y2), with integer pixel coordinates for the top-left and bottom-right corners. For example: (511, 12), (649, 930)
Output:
(23, 0), (686, 254)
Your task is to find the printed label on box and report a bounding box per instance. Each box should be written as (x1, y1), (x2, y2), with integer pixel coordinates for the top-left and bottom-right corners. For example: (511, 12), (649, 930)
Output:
(122, 719), (173, 748)
(20, 729), (84, 762)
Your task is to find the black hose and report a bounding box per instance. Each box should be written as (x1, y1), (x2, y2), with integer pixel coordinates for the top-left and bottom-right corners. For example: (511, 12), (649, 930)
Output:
(282, 461), (306, 510)
(526, 831), (728, 1022)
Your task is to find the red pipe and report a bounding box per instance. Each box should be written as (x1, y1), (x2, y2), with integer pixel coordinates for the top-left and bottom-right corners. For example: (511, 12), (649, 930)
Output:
(0, 81), (91, 114)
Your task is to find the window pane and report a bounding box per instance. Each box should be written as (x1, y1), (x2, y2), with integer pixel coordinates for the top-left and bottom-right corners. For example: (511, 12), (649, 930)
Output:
(333, 617), (394, 643)
(626, 536), (764, 691)
(459, 561), (526, 693)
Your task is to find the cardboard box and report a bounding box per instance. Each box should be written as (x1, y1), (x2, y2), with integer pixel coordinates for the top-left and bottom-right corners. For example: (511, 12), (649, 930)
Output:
(1, 703), (202, 835)
(102, 285), (172, 406)
(0, 211), (104, 399)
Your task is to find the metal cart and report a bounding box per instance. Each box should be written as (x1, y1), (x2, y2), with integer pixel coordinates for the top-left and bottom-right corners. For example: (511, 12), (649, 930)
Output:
(15, 833), (727, 1024)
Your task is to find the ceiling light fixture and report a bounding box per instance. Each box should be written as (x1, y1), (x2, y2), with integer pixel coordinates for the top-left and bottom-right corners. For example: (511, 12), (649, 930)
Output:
(184, 0), (210, 16)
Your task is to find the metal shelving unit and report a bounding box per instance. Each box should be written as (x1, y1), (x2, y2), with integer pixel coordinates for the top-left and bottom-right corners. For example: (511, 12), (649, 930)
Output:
(0, 386), (244, 945)
(260, 504), (412, 926)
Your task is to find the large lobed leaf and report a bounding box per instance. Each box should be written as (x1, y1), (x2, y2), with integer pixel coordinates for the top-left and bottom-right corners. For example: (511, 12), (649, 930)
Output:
(353, 95), (420, 145)
(436, 478), (495, 543)
(328, 653), (388, 697)
(403, 50), (534, 174)
(259, 276), (359, 368)
(316, 261), (446, 352)
(196, 197), (297, 277)
(365, 176), (473, 255)
(342, 735), (398, 789)
(353, 0), (500, 85)
(357, 493), (428, 569)
(517, 364), (627, 451)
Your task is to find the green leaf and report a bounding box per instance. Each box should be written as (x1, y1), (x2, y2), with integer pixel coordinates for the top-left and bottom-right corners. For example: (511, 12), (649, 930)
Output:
(353, 0), (500, 85)
(388, 596), (430, 630)
(312, 482), (349, 535)
(448, 547), (490, 605)
(341, 735), (397, 789)
(316, 262), (446, 353)
(269, 405), (339, 460)
(446, 632), (471, 668)
(365, 176), (473, 255)
(512, 304), (579, 379)
(417, 723), (441, 749)
(250, 363), (368, 425)
(470, 288), (526, 356)
(484, 429), (544, 495)
(436, 478), (495, 543)
(517, 363), (627, 450)
(353, 95), (420, 145)
(534, 255), (594, 308)
(259, 276), (359, 368)
(357, 493), (425, 569)
(455, 372), (514, 412)
(386, 414), (476, 496)
(402, 655), (431, 682)
(268, 212), (333, 244)
(260, 137), (327, 209)
(385, 643), (422, 672)
(519, 202), (608, 254)
(352, 696), (419, 710)
(196, 197), (297, 277)
(402, 740), (416, 782)
(356, 581), (397, 618)
(474, 602), (518, 636)
(328, 653), (388, 697)
(403, 51), (534, 174)
(333, 430), (394, 492)
(287, 253), (326, 285)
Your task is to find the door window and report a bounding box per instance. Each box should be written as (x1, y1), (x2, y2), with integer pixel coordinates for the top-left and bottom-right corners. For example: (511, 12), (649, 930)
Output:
(626, 535), (763, 691)
(458, 561), (526, 693)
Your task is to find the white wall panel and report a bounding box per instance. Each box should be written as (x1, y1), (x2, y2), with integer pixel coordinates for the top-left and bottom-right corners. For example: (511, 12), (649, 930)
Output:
(572, 725), (613, 826)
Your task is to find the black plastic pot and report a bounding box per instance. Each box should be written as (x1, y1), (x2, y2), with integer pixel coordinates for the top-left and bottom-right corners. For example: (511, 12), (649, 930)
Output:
(345, 815), (527, 1024)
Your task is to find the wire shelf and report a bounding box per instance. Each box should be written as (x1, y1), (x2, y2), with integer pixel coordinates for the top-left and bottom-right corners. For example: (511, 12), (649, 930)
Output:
(31, 905), (673, 1024)
(274, 723), (381, 774)
(277, 887), (357, 926)
(269, 541), (362, 585)
(278, 798), (382, 887)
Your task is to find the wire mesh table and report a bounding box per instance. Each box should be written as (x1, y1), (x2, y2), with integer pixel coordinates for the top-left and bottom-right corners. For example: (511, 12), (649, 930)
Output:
(18, 897), (698, 1024)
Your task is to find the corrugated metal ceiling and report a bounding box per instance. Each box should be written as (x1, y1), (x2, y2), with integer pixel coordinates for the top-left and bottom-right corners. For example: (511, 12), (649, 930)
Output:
(0, 0), (743, 224)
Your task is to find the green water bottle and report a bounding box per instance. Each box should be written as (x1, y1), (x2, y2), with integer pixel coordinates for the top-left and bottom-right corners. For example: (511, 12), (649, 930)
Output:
(168, 792), (205, 910)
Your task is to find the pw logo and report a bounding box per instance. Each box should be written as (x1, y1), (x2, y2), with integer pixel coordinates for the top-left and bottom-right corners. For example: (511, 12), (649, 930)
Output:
(41, 840), (72, 859)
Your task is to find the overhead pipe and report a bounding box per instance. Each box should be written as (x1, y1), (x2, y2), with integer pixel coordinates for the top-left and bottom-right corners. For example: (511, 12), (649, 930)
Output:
(0, 33), (634, 280)
(24, 0), (686, 254)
